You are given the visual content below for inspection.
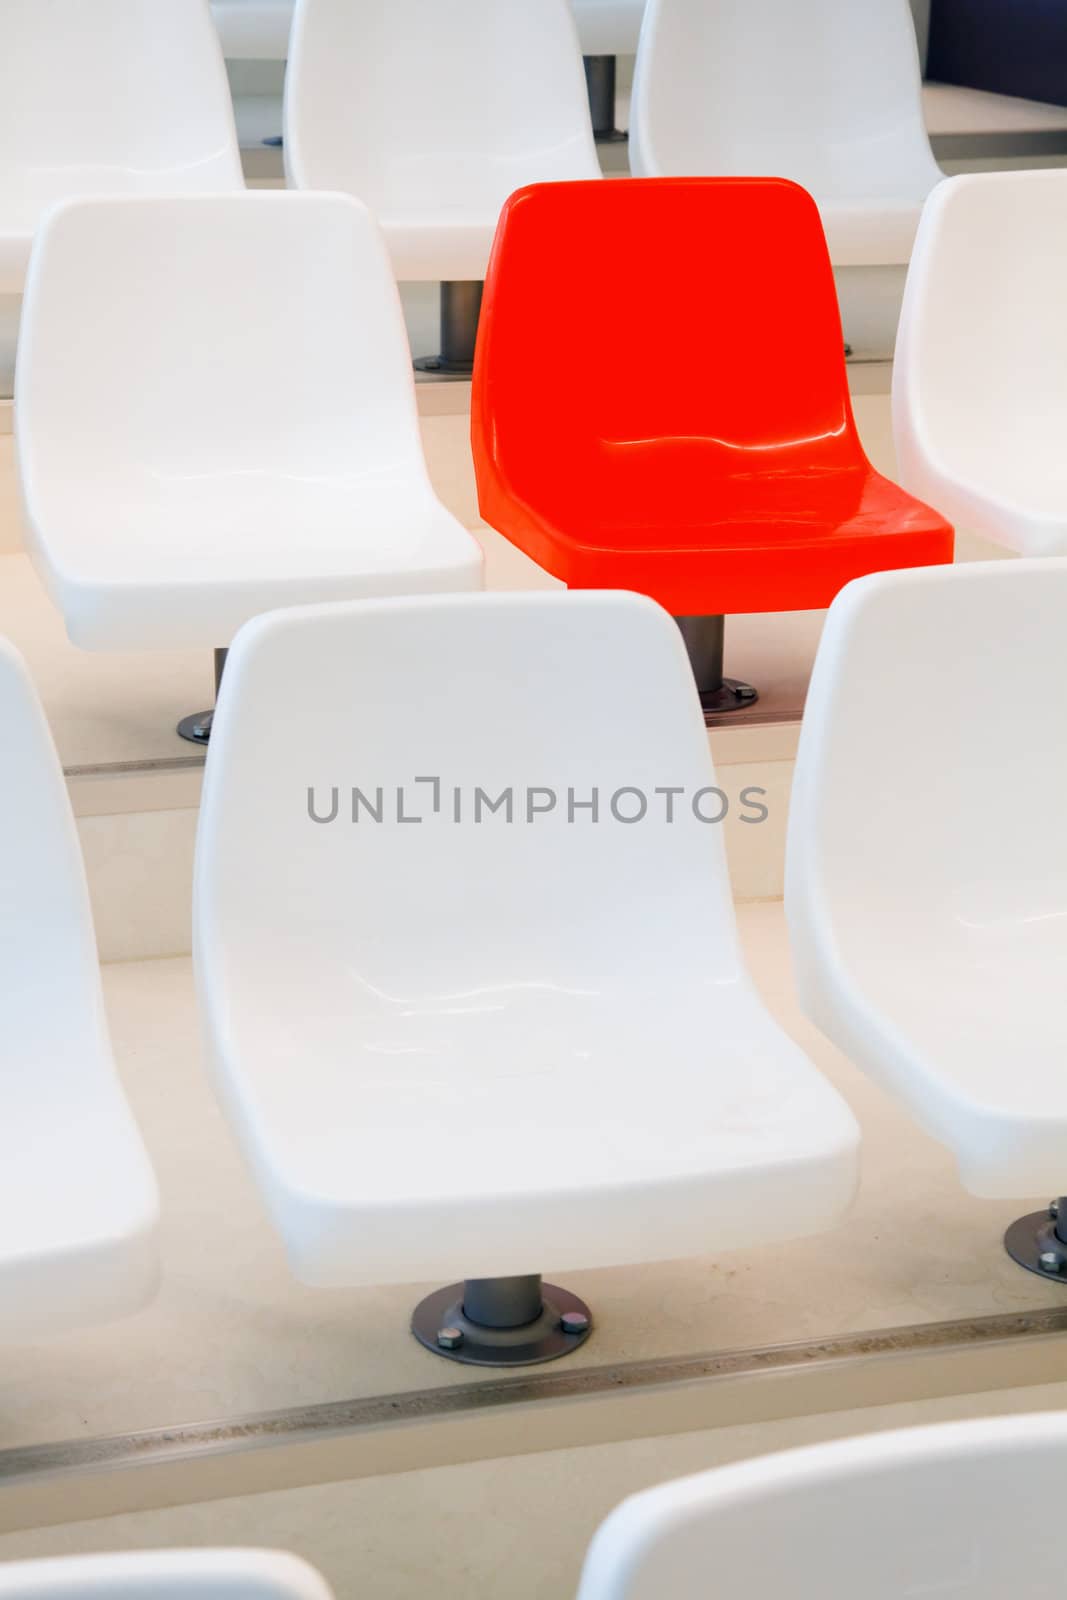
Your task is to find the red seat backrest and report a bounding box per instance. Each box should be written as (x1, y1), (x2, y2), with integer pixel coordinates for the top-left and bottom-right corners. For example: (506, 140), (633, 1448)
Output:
(472, 177), (866, 535)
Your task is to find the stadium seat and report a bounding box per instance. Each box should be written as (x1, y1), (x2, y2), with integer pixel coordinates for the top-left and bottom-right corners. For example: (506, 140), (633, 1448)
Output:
(786, 559), (1067, 1280)
(472, 179), (953, 712)
(577, 1412), (1067, 1599)
(894, 169), (1067, 557)
(0, 1551), (333, 1600)
(0, 0), (242, 296)
(194, 590), (860, 1367)
(629, 0), (944, 356)
(0, 637), (158, 1342)
(15, 193), (482, 743)
(285, 0), (600, 372)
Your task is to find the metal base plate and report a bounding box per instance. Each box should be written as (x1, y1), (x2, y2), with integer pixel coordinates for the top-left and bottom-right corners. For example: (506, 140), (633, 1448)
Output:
(413, 354), (473, 378)
(594, 127), (629, 143)
(1005, 1210), (1067, 1281)
(700, 678), (759, 718)
(411, 1282), (593, 1367)
(177, 709), (214, 745)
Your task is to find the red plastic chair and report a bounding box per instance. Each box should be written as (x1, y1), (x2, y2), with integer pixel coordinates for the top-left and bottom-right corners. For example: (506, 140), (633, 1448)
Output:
(471, 177), (954, 711)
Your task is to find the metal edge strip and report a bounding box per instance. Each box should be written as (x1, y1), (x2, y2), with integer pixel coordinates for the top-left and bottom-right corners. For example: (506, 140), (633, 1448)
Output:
(4, 1303), (1067, 1486)
(63, 756), (207, 778)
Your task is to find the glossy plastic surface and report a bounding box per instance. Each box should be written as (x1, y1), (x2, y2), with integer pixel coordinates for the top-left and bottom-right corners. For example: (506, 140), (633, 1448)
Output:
(0, 1552), (333, 1600)
(16, 194), (482, 652)
(285, 0), (600, 282)
(894, 170), (1067, 556)
(786, 560), (1067, 1198)
(211, 0), (293, 59)
(578, 1412), (1067, 1599)
(473, 180), (952, 616)
(0, 637), (159, 1341)
(630, 0), (942, 266)
(0, 0), (242, 295)
(572, 0), (646, 54)
(194, 591), (859, 1287)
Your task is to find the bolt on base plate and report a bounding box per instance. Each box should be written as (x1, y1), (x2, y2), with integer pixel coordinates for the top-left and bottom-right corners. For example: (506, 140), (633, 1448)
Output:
(700, 679), (759, 719)
(411, 1282), (593, 1367)
(1004, 1204), (1067, 1281)
(412, 354), (474, 379)
(177, 709), (214, 745)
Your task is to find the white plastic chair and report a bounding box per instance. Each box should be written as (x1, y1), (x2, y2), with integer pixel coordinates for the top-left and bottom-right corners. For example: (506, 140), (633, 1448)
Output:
(284, 0), (601, 370)
(0, 637), (159, 1342)
(894, 169), (1067, 557)
(630, 0), (943, 355)
(0, 0), (242, 296)
(0, 1551), (333, 1600)
(577, 1412), (1067, 1599)
(195, 590), (859, 1368)
(15, 192), (483, 742)
(212, 0), (293, 59)
(786, 560), (1067, 1280)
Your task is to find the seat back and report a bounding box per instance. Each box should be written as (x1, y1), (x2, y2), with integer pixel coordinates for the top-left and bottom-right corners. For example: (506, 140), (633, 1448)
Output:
(285, 0), (598, 213)
(17, 193), (427, 495)
(894, 170), (1067, 527)
(195, 592), (745, 1006)
(0, 0), (241, 230)
(630, 0), (938, 200)
(0, 636), (160, 1338)
(786, 560), (1067, 983)
(0, 1551), (334, 1600)
(0, 638), (103, 1022)
(473, 178), (862, 537)
(577, 1413), (1067, 1599)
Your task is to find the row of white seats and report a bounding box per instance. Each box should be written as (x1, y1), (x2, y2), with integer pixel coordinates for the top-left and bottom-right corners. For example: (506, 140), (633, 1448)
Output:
(209, 0), (934, 284)
(1, 1411), (1064, 1597)
(0, 0), (936, 309)
(280, 0), (939, 351)
(10, 167), (1067, 704)
(4, 556), (1064, 1351)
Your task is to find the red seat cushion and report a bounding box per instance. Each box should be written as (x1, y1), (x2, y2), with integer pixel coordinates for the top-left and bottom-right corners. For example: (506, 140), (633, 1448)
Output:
(472, 177), (953, 615)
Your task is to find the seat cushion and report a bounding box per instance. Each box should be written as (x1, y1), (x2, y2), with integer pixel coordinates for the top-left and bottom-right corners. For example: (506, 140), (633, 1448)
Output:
(492, 466), (953, 615)
(26, 478), (483, 649)
(212, 974), (859, 1285)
